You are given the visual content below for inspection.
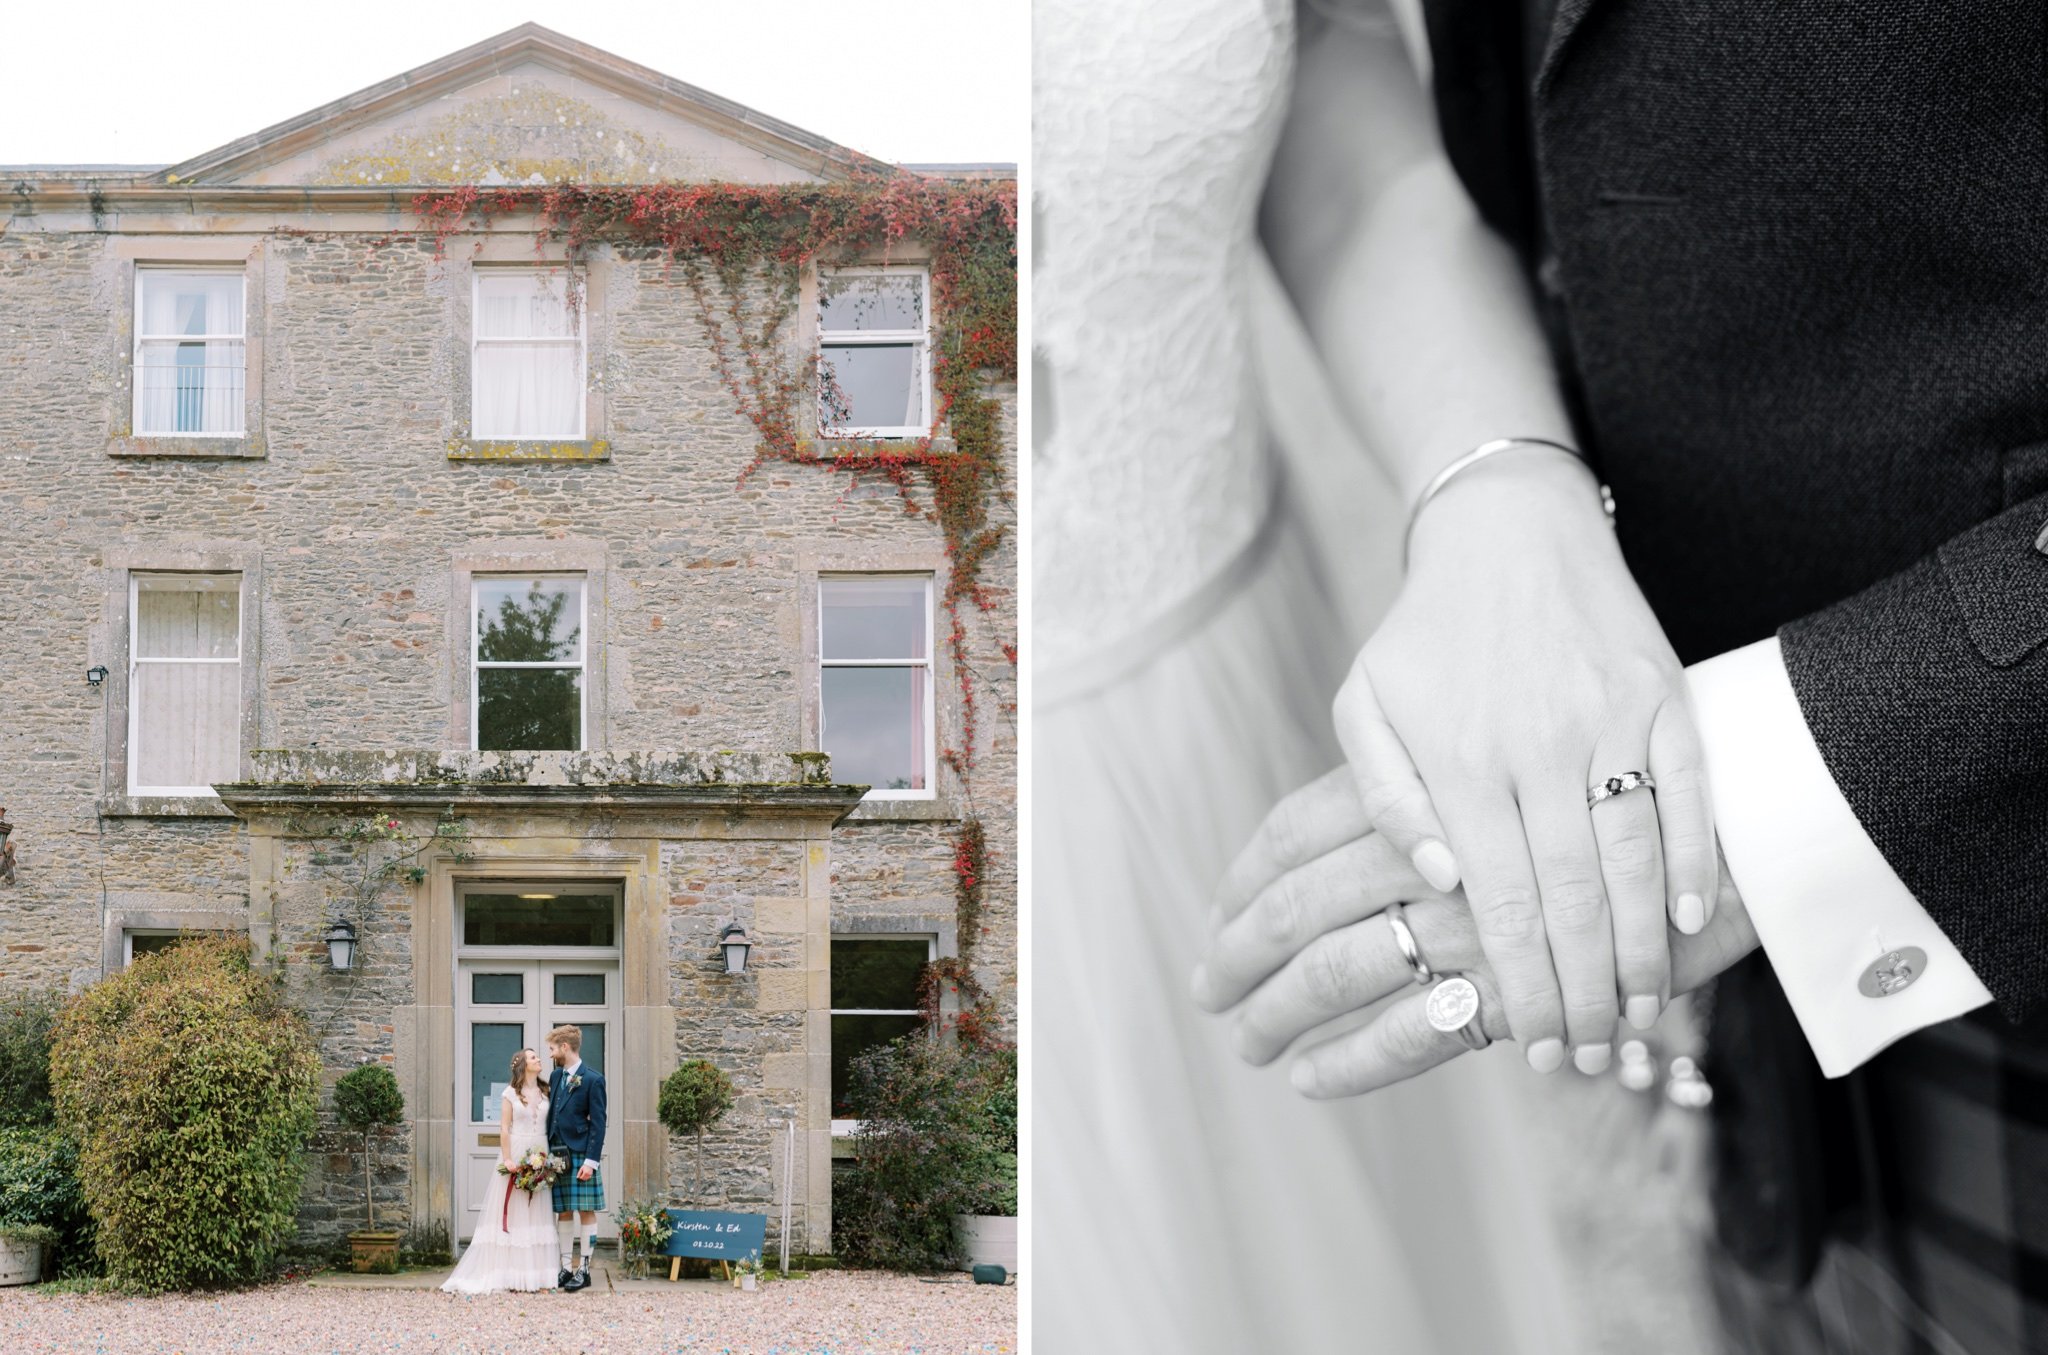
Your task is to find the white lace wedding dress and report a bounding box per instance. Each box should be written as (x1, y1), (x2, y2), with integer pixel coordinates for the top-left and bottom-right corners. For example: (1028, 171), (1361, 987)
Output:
(1034, 2), (1721, 1351)
(442, 1088), (558, 1294)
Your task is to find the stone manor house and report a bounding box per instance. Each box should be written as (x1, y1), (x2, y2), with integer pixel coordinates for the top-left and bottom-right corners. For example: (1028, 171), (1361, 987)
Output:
(0, 25), (1016, 1256)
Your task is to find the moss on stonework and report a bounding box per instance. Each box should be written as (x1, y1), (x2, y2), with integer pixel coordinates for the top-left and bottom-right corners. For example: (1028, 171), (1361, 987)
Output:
(228, 749), (849, 792)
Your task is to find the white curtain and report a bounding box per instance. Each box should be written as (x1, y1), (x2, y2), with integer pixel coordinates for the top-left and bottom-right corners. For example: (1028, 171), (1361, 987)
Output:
(132, 576), (240, 792)
(136, 272), (244, 435)
(474, 273), (583, 438)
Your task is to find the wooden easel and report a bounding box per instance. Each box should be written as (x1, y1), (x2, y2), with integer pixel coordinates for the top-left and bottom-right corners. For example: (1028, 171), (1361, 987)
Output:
(667, 1256), (732, 1281)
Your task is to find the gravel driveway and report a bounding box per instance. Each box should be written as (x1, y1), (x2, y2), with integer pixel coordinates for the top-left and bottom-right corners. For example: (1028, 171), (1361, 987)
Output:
(0, 1269), (1017, 1354)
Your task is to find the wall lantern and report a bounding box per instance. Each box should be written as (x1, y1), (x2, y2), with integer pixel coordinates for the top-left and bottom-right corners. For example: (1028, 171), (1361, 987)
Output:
(85, 665), (108, 688)
(718, 922), (752, 975)
(325, 918), (358, 972)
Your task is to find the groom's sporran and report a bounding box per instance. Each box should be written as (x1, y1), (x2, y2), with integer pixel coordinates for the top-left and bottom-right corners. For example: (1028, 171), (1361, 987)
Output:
(545, 1024), (608, 1291)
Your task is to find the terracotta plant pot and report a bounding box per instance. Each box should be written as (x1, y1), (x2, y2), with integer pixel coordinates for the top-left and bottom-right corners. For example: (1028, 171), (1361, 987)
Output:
(347, 1229), (402, 1274)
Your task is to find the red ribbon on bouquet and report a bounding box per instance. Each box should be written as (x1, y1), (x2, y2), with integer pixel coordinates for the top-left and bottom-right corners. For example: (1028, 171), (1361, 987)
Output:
(501, 1175), (512, 1235)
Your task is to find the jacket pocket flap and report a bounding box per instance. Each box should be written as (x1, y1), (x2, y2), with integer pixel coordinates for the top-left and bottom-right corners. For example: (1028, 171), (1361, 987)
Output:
(1937, 498), (2048, 667)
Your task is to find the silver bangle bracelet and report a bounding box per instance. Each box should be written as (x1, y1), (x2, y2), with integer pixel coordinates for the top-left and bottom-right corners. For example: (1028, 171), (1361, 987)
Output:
(1401, 437), (1615, 568)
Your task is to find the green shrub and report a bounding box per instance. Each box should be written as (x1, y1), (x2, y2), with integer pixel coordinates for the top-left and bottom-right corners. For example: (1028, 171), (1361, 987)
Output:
(333, 1064), (404, 1233)
(0, 1126), (96, 1278)
(836, 1036), (1017, 1271)
(49, 936), (321, 1291)
(0, 989), (63, 1126)
(658, 1060), (734, 1202)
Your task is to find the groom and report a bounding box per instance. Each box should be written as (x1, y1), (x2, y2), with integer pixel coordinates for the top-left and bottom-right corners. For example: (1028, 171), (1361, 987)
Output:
(544, 1024), (607, 1292)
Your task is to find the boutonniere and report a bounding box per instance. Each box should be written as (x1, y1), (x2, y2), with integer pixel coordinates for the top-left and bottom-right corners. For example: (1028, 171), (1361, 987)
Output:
(569, 1074), (583, 1090)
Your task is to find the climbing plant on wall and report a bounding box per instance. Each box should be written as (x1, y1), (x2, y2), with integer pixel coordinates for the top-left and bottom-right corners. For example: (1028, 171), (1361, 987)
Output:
(408, 175), (1015, 1036)
(409, 175), (1017, 784)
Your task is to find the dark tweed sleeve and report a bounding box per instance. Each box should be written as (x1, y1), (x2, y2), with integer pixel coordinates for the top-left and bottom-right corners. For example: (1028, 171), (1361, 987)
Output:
(1778, 491), (2048, 1022)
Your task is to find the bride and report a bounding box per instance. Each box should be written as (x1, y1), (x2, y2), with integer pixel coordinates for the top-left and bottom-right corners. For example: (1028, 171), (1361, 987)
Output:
(1034, 1), (1719, 1350)
(442, 1048), (559, 1294)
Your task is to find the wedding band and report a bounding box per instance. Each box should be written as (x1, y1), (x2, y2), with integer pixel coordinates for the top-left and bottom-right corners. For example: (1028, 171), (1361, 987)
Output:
(1425, 975), (1490, 1051)
(1586, 771), (1655, 808)
(1384, 901), (1433, 985)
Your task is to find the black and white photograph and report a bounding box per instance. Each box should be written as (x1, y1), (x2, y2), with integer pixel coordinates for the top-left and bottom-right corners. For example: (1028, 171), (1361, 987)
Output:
(1035, 2), (2048, 1353)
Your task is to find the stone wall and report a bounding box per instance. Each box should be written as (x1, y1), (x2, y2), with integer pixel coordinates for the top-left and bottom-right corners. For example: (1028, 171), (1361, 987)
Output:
(0, 205), (1017, 1253)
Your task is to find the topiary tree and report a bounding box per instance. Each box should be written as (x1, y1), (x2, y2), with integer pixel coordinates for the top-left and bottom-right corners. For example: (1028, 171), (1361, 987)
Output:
(49, 936), (320, 1291)
(657, 1060), (734, 1203)
(333, 1064), (405, 1233)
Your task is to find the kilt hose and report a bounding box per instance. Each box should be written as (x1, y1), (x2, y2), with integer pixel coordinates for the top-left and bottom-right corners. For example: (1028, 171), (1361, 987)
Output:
(550, 1151), (605, 1214)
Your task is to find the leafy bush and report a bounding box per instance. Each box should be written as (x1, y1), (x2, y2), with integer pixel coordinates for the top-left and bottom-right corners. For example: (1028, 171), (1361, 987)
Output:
(0, 1126), (96, 1278)
(835, 1036), (1017, 1270)
(658, 1060), (734, 1202)
(333, 1064), (404, 1233)
(0, 989), (63, 1126)
(49, 937), (321, 1291)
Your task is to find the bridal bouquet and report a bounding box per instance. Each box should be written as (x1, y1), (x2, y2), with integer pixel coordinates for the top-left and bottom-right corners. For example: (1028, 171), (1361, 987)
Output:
(497, 1147), (566, 1195)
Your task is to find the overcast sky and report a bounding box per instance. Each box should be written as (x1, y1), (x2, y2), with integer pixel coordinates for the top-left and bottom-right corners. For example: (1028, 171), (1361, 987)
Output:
(2, 3), (1026, 167)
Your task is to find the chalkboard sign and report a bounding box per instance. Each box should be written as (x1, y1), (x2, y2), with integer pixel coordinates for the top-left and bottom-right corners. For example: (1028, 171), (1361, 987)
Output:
(661, 1209), (767, 1261)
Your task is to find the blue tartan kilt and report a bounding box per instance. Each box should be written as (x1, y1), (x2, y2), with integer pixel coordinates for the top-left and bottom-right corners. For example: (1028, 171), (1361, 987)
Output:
(550, 1152), (605, 1213)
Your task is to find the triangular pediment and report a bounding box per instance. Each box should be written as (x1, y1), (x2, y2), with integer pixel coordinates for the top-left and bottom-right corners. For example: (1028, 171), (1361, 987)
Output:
(162, 24), (884, 188)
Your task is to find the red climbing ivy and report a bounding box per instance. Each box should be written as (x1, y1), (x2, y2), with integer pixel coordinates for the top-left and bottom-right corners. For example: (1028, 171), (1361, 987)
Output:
(409, 177), (1017, 780)
(920, 816), (1000, 1046)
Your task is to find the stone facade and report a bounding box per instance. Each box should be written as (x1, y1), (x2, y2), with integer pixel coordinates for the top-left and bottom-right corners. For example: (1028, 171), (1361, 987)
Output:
(0, 26), (1015, 1257)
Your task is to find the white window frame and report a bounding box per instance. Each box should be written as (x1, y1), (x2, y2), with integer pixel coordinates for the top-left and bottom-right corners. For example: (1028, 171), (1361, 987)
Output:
(819, 573), (936, 801)
(830, 931), (938, 1137)
(132, 266), (247, 438)
(817, 265), (932, 439)
(470, 267), (587, 441)
(126, 571), (243, 798)
(470, 572), (589, 753)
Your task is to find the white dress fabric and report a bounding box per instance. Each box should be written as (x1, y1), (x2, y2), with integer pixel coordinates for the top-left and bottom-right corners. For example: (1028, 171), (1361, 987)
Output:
(1033, 2), (1724, 1351)
(442, 1088), (558, 1294)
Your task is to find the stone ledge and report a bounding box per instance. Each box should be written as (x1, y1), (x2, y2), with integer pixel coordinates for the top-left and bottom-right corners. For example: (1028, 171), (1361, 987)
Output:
(213, 749), (868, 820)
(98, 794), (239, 819)
(843, 795), (962, 825)
(446, 438), (611, 462)
(107, 435), (266, 459)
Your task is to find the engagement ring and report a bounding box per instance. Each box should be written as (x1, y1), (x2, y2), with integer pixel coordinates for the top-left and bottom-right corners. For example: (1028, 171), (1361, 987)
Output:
(1586, 770), (1655, 808)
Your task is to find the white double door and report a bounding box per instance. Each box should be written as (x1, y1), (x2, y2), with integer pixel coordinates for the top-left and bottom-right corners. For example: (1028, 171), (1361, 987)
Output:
(455, 956), (620, 1242)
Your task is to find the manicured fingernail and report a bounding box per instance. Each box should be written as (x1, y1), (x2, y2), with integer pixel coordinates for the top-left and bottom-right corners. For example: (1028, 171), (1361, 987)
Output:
(1625, 995), (1661, 1031)
(1412, 840), (1460, 893)
(1290, 1060), (1318, 1095)
(1574, 1042), (1612, 1075)
(1526, 1039), (1566, 1074)
(1674, 893), (1705, 935)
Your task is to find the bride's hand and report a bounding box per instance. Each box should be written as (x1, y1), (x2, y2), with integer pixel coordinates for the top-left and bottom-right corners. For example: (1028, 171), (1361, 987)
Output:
(1193, 768), (1756, 1092)
(1337, 452), (1716, 1072)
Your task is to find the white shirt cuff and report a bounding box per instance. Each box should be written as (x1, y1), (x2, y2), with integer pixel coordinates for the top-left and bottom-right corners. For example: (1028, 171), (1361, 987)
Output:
(1686, 636), (1992, 1077)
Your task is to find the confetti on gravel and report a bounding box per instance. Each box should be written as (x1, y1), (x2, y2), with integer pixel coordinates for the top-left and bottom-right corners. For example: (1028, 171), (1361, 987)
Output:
(0, 1270), (1016, 1355)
